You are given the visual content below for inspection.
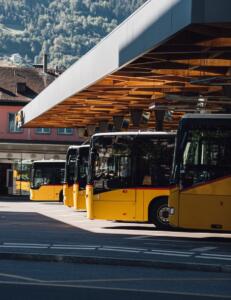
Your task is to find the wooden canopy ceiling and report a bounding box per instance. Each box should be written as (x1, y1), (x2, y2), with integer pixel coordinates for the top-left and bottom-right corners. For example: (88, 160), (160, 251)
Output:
(25, 23), (231, 130)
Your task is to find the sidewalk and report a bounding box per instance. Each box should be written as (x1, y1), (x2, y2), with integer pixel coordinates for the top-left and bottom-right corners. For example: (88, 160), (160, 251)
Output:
(0, 245), (231, 274)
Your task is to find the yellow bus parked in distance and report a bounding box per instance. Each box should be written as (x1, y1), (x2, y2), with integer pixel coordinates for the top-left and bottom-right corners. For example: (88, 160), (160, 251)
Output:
(86, 131), (175, 229)
(13, 160), (32, 195)
(73, 145), (89, 210)
(168, 114), (231, 231)
(63, 146), (79, 207)
(30, 160), (65, 201)
(63, 145), (89, 210)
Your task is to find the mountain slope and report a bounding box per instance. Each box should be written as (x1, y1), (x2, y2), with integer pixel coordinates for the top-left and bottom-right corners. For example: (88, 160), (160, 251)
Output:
(0, 0), (147, 68)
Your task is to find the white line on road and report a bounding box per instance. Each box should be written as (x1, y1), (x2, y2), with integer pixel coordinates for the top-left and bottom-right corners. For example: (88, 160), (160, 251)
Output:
(45, 276), (231, 284)
(0, 245), (48, 249)
(196, 255), (231, 261)
(52, 244), (100, 248)
(191, 247), (217, 252)
(201, 253), (231, 258)
(2, 241), (231, 263)
(102, 246), (146, 251)
(150, 249), (194, 255)
(0, 272), (43, 283)
(144, 251), (190, 257)
(0, 280), (230, 299)
(144, 239), (231, 246)
(98, 248), (140, 253)
(3, 243), (50, 247)
(51, 246), (95, 250)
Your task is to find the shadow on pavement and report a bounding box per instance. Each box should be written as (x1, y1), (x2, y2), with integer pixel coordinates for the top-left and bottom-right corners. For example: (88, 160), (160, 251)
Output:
(0, 211), (93, 243)
(102, 225), (231, 241)
(0, 196), (30, 202)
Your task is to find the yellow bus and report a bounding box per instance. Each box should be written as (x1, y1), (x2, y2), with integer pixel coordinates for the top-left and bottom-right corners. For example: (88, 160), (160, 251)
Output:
(13, 160), (31, 195)
(168, 114), (231, 231)
(63, 146), (79, 207)
(73, 145), (89, 210)
(30, 160), (65, 201)
(63, 145), (89, 210)
(86, 131), (175, 229)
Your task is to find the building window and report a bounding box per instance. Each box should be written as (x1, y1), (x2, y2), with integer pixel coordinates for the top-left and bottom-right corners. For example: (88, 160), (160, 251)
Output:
(9, 113), (23, 133)
(35, 128), (51, 134)
(57, 128), (73, 135)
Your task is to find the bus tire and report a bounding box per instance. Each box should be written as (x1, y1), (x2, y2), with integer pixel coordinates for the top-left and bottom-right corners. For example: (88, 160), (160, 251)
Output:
(149, 197), (171, 230)
(59, 190), (64, 202)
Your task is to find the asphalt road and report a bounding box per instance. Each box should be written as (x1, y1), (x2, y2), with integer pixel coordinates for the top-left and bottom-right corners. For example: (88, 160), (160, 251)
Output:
(0, 199), (230, 270)
(0, 260), (230, 300)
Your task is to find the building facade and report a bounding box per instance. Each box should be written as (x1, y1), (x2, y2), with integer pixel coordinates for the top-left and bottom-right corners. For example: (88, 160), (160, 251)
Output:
(0, 63), (81, 195)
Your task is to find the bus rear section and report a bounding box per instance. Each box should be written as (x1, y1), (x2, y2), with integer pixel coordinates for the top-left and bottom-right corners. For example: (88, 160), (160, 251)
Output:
(169, 114), (231, 231)
(63, 146), (79, 207)
(30, 160), (65, 201)
(73, 145), (89, 210)
(86, 132), (175, 229)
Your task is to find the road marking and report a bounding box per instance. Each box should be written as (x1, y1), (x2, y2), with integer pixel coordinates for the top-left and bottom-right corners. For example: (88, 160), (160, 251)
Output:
(52, 244), (99, 248)
(0, 280), (229, 298)
(0, 272), (42, 283)
(144, 239), (231, 246)
(2, 241), (231, 263)
(150, 249), (194, 255)
(98, 248), (140, 253)
(144, 251), (190, 257)
(191, 246), (217, 252)
(3, 243), (50, 247)
(201, 253), (231, 258)
(196, 255), (231, 261)
(46, 277), (231, 283)
(51, 246), (95, 250)
(102, 246), (146, 251)
(0, 245), (48, 249)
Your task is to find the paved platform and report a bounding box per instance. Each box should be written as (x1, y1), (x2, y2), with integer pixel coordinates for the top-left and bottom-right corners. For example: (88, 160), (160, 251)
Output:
(0, 199), (230, 273)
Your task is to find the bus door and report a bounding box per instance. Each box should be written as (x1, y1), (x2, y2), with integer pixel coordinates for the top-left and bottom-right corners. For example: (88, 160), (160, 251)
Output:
(94, 154), (136, 220)
(178, 132), (231, 230)
(6, 169), (13, 195)
(35, 168), (55, 200)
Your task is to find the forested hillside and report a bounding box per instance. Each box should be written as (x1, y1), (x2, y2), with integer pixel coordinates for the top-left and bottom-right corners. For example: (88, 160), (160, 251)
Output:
(0, 0), (146, 68)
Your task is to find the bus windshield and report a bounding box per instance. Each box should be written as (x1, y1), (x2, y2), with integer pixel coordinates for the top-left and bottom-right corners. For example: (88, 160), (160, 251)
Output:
(75, 147), (89, 189)
(65, 149), (77, 185)
(31, 162), (65, 189)
(175, 127), (231, 188)
(14, 161), (31, 182)
(89, 134), (175, 193)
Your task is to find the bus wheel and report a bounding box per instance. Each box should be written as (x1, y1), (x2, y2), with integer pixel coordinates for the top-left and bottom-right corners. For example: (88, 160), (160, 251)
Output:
(59, 190), (64, 203)
(149, 197), (170, 230)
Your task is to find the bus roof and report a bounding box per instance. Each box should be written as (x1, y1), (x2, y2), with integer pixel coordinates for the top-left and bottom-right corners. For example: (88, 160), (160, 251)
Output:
(180, 114), (231, 130)
(15, 160), (32, 164)
(33, 159), (66, 164)
(67, 145), (81, 150)
(182, 114), (231, 120)
(92, 131), (176, 138)
(67, 144), (90, 150)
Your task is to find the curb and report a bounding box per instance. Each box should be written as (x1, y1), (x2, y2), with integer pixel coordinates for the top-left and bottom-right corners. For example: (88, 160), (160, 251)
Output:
(0, 252), (231, 274)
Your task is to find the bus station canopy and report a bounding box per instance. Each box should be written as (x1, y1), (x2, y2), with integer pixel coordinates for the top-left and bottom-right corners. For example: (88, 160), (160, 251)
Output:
(19, 0), (231, 130)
